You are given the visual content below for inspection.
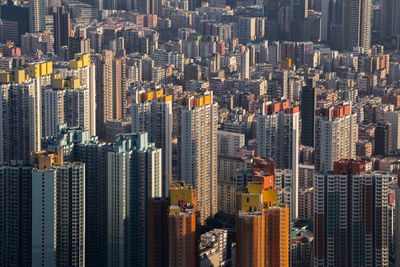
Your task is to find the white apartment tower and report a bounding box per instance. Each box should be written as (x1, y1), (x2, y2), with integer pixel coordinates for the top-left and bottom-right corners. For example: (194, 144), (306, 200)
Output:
(57, 53), (96, 136)
(177, 92), (218, 224)
(314, 160), (390, 267)
(42, 83), (90, 138)
(257, 100), (300, 218)
(131, 86), (172, 197)
(32, 165), (56, 267)
(0, 66), (48, 164)
(42, 88), (65, 137)
(31, 151), (85, 267)
(30, 0), (46, 32)
(315, 103), (357, 172)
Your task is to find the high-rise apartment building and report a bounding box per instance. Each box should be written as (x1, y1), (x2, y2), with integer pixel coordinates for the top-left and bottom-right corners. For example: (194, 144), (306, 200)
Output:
(342, 0), (372, 50)
(106, 136), (131, 267)
(236, 183), (289, 267)
(53, 7), (71, 55)
(257, 100), (300, 218)
(238, 17), (256, 44)
(42, 126), (108, 266)
(301, 79), (316, 147)
(93, 50), (118, 138)
(177, 92), (218, 224)
(55, 162), (86, 267)
(322, 0), (371, 50)
(241, 48), (250, 79)
(42, 55), (96, 137)
(112, 57), (123, 120)
(290, 228), (313, 267)
(314, 159), (391, 266)
(57, 53), (96, 136)
(168, 181), (198, 267)
(126, 133), (162, 267)
(31, 0), (46, 32)
(381, 0), (400, 49)
(0, 63), (52, 164)
(31, 151), (62, 267)
(31, 151), (85, 267)
(103, 132), (163, 266)
(92, 50), (128, 138)
(218, 155), (250, 215)
(42, 126), (162, 266)
(384, 110), (400, 151)
(218, 130), (245, 157)
(148, 198), (169, 267)
(315, 103), (356, 172)
(0, 1), (30, 46)
(0, 164), (33, 267)
(131, 86), (172, 196)
(42, 78), (91, 138)
(374, 121), (392, 156)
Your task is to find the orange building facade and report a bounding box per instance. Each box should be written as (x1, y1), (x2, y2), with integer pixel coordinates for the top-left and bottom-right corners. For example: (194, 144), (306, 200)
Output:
(236, 182), (289, 267)
(168, 181), (198, 267)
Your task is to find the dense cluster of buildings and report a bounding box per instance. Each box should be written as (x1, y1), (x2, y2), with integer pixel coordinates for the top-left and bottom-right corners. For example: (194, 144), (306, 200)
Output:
(1, 0), (400, 266)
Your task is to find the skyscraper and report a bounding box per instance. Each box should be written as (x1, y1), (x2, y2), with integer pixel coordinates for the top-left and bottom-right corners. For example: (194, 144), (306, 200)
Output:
(0, 1), (30, 46)
(241, 48), (250, 79)
(384, 110), (400, 151)
(32, 152), (86, 267)
(31, 0), (46, 32)
(168, 181), (198, 267)
(257, 100), (300, 218)
(217, 130), (245, 157)
(131, 86), (173, 196)
(31, 151), (62, 267)
(381, 0), (400, 49)
(314, 159), (391, 266)
(236, 183), (289, 267)
(53, 7), (71, 56)
(42, 86), (65, 137)
(315, 103), (356, 172)
(42, 78), (91, 138)
(292, 0), (308, 19)
(301, 79), (316, 147)
(31, 151), (86, 267)
(59, 53), (96, 136)
(114, 56), (129, 117)
(374, 121), (392, 156)
(125, 133), (162, 267)
(42, 126), (163, 266)
(42, 126), (108, 266)
(342, 0), (372, 50)
(55, 163), (86, 266)
(93, 50), (116, 138)
(0, 64), (52, 164)
(0, 164), (33, 267)
(321, 0), (343, 48)
(177, 92), (218, 224)
(103, 132), (162, 266)
(148, 198), (169, 267)
(238, 18), (256, 44)
(42, 54), (96, 137)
